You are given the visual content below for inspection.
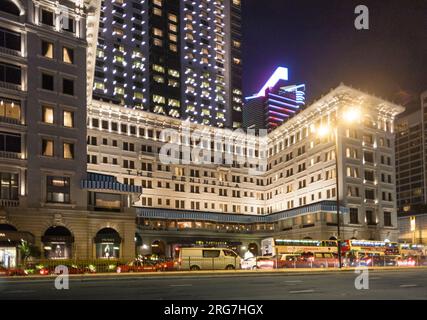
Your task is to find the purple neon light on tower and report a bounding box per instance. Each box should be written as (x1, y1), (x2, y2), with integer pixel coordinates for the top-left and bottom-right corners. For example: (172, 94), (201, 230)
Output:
(244, 66), (305, 131)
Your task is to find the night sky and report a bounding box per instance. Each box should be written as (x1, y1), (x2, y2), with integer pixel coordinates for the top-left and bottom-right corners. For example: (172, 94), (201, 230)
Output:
(242, 0), (427, 105)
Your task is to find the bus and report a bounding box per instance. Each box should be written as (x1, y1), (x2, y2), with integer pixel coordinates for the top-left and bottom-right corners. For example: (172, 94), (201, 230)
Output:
(397, 244), (426, 266)
(340, 240), (400, 267)
(261, 238), (339, 268)
(261, 238), (338, 256)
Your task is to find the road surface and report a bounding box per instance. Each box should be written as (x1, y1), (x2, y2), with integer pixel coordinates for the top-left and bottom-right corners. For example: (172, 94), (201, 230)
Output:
(0, 269), (426, 300)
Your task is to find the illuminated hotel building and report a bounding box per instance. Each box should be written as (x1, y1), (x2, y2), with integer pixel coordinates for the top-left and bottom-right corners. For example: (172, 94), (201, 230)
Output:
(0, 1), (407, 262)
(87, 85), (404, 255)
(244, 67), (306, 132)
(92, 0), (243, 129)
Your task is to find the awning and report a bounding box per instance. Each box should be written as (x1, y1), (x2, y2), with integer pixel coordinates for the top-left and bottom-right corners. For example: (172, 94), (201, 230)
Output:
(81, 172), (142, 194)
(41, 235), (75, 243)
(94, 233), (122, 244)
(0, 231), (34, 246)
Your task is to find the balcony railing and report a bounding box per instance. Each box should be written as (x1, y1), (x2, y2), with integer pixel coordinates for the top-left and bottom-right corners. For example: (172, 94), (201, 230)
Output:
(0, 116), (21, 125)
(0, 199), (19, 207)
(0, 151), (21, 159)
(0, 81), (21, 91)
(0, 46), (22, 57)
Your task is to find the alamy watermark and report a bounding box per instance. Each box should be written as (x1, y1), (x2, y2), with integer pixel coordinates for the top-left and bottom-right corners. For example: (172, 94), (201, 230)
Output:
(354, 5), (369, 30)
(158, 125), (269, 176)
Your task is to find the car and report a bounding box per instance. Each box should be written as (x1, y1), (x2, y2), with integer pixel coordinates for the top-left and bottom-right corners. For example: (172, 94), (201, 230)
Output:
(397, 256), (417, 267)
(117, 258), (158, 273)
(155, 258), (178, 271)
(281, 253), (338, 268)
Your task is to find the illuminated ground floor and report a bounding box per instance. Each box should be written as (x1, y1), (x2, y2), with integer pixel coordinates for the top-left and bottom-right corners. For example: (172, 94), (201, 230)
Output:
(0, 201), (399, 266)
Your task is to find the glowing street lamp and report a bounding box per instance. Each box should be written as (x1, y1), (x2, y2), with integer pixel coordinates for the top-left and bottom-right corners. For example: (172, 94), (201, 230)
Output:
(316, 107), (361, 269)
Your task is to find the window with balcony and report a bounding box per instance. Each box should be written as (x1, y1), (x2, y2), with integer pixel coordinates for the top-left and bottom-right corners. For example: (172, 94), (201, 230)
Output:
(46, 176), (70, 203)
(0, 62), (21, 85)
(1, 172), (18, 201)
(0, 98), (20, 121)
(0, 132), (20, 153)
(0, 27), (21, 51)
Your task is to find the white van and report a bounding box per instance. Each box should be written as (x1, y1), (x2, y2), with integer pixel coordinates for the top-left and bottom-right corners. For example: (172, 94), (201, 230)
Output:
(178, 247), (241, 271)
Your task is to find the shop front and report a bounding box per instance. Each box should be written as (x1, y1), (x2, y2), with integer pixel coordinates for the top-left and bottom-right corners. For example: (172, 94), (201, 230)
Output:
(94, 228), (121, 259)
(0, 224), (34, 268)
(41, 226), (74, 260)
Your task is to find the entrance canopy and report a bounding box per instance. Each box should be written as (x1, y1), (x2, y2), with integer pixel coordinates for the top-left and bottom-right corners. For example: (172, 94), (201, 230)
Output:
(0, 224), (34, 245)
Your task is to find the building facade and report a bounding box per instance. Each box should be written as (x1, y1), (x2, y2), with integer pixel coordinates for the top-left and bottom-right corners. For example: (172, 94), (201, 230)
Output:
(86, 85), (404, 257)
(0, 0), (139, 268)
(0, 1), (408, 264)
(92, 0), (243, 129)
(396, 90), (427, 244)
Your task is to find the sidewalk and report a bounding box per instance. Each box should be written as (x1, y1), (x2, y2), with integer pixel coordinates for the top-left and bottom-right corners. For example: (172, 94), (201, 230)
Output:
(1, 266), (426, 281)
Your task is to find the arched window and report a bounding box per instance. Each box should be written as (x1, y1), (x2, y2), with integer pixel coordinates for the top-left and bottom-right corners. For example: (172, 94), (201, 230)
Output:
(1, 1), (21, 16)
(94, 228), (121, 259)
(42, 226), (74, 259)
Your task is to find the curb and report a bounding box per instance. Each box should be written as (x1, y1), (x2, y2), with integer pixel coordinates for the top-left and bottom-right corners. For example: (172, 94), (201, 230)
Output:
(1, 266), (426, 281)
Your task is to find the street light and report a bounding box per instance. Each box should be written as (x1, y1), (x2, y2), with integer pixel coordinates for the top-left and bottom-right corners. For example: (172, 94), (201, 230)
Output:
(316, 107), (361, 269)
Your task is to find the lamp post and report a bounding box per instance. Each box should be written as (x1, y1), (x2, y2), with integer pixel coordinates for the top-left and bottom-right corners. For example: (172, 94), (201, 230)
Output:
(317, 107), (361, 269)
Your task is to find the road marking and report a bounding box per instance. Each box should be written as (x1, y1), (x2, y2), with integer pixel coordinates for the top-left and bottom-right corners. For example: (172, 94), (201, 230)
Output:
(370, 277), (382, 280)
(284, 280), (303, 283)
(170, 284), (193, 287)
(4, 290), (36, 294)
(289, 289), (315, 294)
(399, 284), (418, 288)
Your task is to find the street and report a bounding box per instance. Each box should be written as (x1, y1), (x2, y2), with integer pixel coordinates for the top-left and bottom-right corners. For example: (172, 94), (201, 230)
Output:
(0, 269), (426, 300)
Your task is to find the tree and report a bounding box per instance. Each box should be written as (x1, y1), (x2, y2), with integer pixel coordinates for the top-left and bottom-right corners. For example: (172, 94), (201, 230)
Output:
(18, 240), (41, 267)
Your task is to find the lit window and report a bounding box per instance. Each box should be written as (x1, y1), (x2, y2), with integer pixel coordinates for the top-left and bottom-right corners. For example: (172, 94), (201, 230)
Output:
(153, 7), (162, 16)
(63, 111), (74, 128)
(62, 47), (74, 64)
(47, 176), (70, 203)
(0, 98), (21, 121)
(153, 75), (165, 83)
(63, 142), (74, 159)
(42, 41), (53, 59)
(169, 34), (177, 42)
(169, 44), (177, 52)
(42, 106), (54, 124)
(42, 139), (54, 157)
(153, 64), (165, 73)
(168, 14), (177, 23)
(169, 23), (177, 32)
(153, 95), (165, 104)
(168, 69), (180, 78)
(134, 92), (144, 100)
(154, 38), (163, 47)
(153, 28), (163, 37)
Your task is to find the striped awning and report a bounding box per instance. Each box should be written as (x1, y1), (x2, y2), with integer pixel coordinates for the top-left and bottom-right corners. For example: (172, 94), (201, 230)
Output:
(81, 172), (142, 194)
(136, 201), (348, 224)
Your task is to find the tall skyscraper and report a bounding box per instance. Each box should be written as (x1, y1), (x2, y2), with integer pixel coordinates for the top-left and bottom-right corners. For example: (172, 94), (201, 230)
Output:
(243, 67), (305, 131)
(395, 90), (427, 243)
(92, 0), (243, 128)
